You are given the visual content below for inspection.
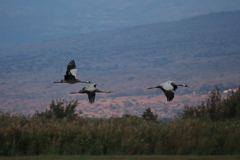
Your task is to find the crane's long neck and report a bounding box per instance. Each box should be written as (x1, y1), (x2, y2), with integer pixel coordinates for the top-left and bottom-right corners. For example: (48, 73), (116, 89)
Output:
(53, 79), (65, 83)
(177, 84), (189, 87)
(53, 81), (62, 83)
(102, 91), (112, 93)
(148, 87), (155, 89)
(148, 86), (161, 89)
(70, 91), (81, 94)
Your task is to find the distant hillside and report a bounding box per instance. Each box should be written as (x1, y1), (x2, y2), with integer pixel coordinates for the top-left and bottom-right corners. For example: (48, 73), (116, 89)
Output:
(1, 0), (240, 50)
(0, 11), (240, 118)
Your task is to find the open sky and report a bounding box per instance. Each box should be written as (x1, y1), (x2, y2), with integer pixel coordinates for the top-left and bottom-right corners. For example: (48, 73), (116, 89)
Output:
(1, 0), (240, 50)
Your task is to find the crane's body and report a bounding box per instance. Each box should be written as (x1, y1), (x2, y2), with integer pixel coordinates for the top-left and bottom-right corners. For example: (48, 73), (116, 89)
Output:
(148, 81), (189, 102)
(70, 84), (113, 104)
(53, 60), (92, 84)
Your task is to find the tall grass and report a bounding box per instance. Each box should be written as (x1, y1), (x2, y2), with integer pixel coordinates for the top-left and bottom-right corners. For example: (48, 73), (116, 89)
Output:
(1, 86), (240, 156)
(1, 111), (240, 156)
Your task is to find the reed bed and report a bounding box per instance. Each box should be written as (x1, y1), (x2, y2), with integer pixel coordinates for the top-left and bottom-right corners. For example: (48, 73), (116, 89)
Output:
(1, 85), (240, 156)
(1, 111), (240, 156)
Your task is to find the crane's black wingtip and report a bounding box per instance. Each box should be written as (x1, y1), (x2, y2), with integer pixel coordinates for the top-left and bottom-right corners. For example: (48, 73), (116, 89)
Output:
(68, 60), (76, 66)
(89, 97), (95, 104)
(89, 100), (94, 104)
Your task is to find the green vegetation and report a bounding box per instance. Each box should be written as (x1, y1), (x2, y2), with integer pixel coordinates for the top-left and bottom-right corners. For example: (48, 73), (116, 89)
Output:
(178, 85), (240, 121)
(141, 107), (158, 122)
(0, 86), (240, 156)
(35, 100), (81, 121)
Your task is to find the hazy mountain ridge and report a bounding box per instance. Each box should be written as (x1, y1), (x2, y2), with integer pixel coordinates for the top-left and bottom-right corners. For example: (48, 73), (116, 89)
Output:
(1, 0), (240, 50)
(0, 11), (240, 118)
(1, 11), (240, 80)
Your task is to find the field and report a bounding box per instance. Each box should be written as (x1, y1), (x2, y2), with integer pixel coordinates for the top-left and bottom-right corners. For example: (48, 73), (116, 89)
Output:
(0, 155), (240, 160)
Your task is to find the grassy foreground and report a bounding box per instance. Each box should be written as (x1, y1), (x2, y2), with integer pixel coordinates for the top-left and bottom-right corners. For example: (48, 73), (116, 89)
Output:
(0, 155), (240, 160)
(1, 86), (240, 156)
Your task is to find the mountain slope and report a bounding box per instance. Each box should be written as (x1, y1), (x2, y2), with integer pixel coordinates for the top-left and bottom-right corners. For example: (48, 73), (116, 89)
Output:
(1, 0), (240, 50)
(0, 11), (240, 118)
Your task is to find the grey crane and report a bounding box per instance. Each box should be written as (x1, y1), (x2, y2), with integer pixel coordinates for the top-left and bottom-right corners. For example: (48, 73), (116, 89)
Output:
(148, 81), (189, 102)
(70, 84), (113, 104)
(53, 60), (92, 84)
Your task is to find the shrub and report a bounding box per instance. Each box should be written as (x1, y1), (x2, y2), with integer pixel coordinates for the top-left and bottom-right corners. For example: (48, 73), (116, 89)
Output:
(178, 85), (240, 121)
(35, 99), (81, 120)
(142, 107), (158, 122)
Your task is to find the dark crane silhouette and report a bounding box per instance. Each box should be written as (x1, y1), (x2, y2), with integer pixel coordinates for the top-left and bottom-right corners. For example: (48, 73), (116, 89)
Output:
(53, 60), (92, 84)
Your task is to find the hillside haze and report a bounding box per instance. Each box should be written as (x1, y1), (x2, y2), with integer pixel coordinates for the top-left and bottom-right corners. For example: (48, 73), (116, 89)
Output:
(0, 11), (240, 118)
(1, 0), (240, 50)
